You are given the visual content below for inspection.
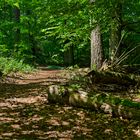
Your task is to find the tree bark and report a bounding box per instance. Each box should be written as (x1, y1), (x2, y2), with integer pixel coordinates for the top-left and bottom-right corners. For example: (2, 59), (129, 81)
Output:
(90, 25), (103, 70)
(87, 70), (137, 86)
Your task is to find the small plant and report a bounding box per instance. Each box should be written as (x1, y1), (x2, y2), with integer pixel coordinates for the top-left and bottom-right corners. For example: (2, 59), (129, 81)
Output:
(70, 84), (81, 90)
(92, 64), (97, 71)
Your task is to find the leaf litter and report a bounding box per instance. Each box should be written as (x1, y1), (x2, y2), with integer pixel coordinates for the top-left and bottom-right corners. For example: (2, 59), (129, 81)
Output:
(0, 69), (140, 139)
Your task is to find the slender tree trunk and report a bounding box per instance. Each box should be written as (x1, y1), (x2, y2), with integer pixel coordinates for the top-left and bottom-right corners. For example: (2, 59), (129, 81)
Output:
(14, 6), (20, 45)
(109, 1), (122, 61)
(90, 25), (103, 70)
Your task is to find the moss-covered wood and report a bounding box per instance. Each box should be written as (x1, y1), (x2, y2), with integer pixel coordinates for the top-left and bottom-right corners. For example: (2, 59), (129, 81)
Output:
(87, 70), (137, 86)
(48, 85), (140, 120)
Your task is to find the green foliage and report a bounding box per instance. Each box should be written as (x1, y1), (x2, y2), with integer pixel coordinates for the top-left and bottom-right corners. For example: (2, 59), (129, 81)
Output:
(0, 57), (34, 75)
(107, 95), (140, 109)
(0, 0), (140, 67)
(70, 84), (81, 91)
(42, 0), (90, 66)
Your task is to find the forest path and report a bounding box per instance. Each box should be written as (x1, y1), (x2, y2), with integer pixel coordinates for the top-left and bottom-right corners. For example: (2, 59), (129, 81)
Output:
(7, 69), (67, 84)
(0, 68), (67, 107)
(0, 68), (139, 139)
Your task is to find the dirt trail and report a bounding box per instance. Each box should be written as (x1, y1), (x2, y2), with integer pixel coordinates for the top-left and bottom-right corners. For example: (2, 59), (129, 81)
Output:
(7, 69), (66, 84)
(0, 69), (140, 139)
(0, 69), (66, 104)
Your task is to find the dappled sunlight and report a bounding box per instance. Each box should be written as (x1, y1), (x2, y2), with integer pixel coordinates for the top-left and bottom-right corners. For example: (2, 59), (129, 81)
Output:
(0, 99), (140, 139)
(0, 0), (140, 138)
(0, 69), (140, 139)
(0, 117), (14, 123)
(133, 128), (140, 137)
(6, 96), (47, 104)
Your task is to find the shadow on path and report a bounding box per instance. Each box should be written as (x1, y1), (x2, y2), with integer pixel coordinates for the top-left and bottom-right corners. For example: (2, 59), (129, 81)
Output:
(0, 69), (140, 139)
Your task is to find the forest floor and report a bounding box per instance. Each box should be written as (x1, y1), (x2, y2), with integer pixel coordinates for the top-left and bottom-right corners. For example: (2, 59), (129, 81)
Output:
(0, 68), (140, 139)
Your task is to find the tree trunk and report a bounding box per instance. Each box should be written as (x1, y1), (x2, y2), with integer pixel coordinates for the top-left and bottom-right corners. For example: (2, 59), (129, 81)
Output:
(90, 25), (103, 70)
(14, 6), (20, 45)
(64, 46), (74, 66)
(109, 1), (122, 62)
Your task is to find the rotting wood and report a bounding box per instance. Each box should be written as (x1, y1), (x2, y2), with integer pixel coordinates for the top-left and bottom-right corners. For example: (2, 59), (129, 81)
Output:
(86, 70), (137, 86)
(47, 85), (140, 120)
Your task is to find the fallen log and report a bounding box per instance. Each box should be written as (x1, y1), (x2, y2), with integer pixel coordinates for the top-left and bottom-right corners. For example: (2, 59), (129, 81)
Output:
(47, 85), (140, 120)
(87, 70), (137, 86)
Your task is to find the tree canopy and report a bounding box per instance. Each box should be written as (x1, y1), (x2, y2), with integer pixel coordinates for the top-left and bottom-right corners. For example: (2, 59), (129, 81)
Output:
(0, 0), (140, 67)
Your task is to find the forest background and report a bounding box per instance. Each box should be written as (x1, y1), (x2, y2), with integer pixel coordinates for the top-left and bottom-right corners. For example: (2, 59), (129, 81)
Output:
(0, 0), (140, 73)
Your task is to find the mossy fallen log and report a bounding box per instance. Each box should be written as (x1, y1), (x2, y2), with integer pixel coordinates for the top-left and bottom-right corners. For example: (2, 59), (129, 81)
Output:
(87, 70), (137, 86)
(48, 85), (140, 120)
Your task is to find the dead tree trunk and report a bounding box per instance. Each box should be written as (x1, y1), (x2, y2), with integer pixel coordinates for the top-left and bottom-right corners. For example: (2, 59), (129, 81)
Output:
(90, 0), (103, 70)
(91, 25), (103, 70)
(47, 85), (140, 120)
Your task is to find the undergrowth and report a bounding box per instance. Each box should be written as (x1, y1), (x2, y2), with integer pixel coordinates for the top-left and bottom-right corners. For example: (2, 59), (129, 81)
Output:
(0, 57), (34, 76)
